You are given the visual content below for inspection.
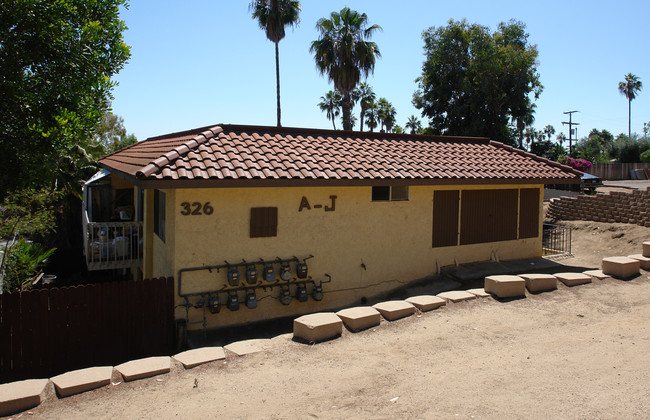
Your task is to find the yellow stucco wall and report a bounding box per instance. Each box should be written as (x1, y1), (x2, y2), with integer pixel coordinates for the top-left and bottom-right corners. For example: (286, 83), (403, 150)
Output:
(149, 184), (543, 330)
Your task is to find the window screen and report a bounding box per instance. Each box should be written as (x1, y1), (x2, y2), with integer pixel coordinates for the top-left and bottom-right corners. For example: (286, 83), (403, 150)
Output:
(372, 186), (409, 201)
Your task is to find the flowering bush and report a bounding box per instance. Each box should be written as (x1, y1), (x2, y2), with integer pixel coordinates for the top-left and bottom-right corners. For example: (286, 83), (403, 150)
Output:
(566, 157), (592, 172)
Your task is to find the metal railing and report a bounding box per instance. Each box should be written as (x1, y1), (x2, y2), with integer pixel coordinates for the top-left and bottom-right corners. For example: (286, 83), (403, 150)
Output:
(83, 211), (143, 270)
(542, 223), (572, 258)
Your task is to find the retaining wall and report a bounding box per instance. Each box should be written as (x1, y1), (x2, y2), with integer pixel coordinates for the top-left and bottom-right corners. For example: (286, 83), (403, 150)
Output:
(546, 188), (650, 227)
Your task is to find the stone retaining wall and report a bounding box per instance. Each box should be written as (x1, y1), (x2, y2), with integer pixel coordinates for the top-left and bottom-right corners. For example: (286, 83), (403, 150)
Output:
(547, 189), (650, 227)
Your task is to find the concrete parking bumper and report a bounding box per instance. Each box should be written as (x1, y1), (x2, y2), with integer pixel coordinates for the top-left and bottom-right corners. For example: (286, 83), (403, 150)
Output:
(50, 366), (113, 397)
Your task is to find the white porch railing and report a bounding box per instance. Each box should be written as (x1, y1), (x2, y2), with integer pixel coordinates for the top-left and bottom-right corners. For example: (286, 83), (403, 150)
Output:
(83, 211), (143, 271)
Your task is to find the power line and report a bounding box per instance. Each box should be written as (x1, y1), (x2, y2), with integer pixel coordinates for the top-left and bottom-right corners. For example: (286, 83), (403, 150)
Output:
(562, 110), (579, 154)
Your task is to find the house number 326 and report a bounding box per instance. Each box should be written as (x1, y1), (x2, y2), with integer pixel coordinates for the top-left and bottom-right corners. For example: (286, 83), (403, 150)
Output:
(180, 202), (214, 216)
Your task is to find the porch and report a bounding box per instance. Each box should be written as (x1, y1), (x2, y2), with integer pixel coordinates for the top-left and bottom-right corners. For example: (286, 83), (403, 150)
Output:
(82, 170), (143, 271)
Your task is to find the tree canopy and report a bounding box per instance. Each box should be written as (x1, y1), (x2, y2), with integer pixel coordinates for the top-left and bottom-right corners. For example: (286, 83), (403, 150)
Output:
(310, 7), (381, 131)
(0, 0), (131, 196)
(413, 19), (542, 145)
(618, 73), (642, 138)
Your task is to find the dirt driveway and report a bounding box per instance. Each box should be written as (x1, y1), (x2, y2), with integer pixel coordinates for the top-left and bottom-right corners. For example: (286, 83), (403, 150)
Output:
(16, 222), (650, 419)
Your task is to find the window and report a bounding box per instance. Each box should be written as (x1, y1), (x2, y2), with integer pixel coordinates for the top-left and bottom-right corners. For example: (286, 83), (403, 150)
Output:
(250, 207), (278, 238)
(153, 190), (165, 242)
(371, 185), (409, 201)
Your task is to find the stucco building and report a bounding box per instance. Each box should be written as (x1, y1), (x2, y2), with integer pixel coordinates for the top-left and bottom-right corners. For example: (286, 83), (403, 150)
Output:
(83, 124), (581, 330)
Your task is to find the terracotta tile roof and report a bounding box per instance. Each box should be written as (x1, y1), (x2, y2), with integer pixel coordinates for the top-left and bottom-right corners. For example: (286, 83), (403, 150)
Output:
(99, 124), (582, 186)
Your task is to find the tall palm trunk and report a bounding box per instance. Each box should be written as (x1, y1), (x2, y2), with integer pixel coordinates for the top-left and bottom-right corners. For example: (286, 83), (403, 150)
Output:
(341, 92), (352, 130)
(275, 42), (282, 127)
(628, 98), (631, 138)
(359, 105), (366, 132)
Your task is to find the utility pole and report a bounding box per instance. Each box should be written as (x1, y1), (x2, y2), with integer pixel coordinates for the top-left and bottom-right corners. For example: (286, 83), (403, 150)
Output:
(562, 111), (579, 155)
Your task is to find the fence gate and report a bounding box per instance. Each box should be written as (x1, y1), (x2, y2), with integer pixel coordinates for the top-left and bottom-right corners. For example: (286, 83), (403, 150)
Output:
(542, 223), (572, 257)
(0, 277), (174, 384)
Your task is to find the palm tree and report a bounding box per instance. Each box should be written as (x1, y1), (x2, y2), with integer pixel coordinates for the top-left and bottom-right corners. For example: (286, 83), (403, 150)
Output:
(310, 7), (381, 131)
(513, 103), (536, 149)
(250, 0), (301, 127)
(364, 101), (378, 132)
(618, 73), (643, 138)
(405, 115), (422, 134)
(376, 98), (395, 132)
(542, 125), (555, 142)
(318, 90), (342, 130)
(352, 83), (375, 132)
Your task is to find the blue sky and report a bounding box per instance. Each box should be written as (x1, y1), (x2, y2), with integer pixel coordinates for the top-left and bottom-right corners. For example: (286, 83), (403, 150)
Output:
(111, 1), (650, 142)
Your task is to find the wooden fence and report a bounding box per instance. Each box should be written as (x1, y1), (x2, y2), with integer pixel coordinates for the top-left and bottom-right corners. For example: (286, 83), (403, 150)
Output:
(589, 163), (650, 180)
(0, 277), (175, 384)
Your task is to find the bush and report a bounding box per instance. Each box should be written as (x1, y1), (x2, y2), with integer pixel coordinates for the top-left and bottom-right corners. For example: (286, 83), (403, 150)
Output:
(566, 157), (592, 172)
(641, 149), (650, 163)
(2, 238), (56, 293)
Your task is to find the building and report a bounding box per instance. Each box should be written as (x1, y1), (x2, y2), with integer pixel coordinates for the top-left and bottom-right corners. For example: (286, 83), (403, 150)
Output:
(83, 124), (581, 330)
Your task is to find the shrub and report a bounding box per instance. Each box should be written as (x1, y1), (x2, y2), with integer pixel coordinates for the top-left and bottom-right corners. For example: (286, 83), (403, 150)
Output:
(566, 157), (592, 172)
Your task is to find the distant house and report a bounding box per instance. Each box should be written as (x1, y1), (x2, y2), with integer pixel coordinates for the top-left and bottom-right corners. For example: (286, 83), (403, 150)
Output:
(83, 124), (581, 330)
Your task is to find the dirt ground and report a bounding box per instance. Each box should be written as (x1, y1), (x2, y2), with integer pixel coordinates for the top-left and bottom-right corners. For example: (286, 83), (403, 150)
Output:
(10, 216), (650, 419)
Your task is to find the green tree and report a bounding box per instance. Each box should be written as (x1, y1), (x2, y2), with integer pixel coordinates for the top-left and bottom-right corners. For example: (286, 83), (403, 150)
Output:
(413, 19), (542, 145)
(352, 83), (376, 132)
(542, 125), (555, 142)
(376, 98), (396, 133)
(618, 73), (642, 138)
(318, 90), (342, 130)
(405, 115), (423, 134)
(364, 102), (378, 132)
(0, 0), (131, 196)
(523, 127), (541, 150)
(310, 7), (382, 131)
(0, 188), (61, 292)
(641, 149), (650, 163)
(250, 0), (301, 127)
(97, 111), (137, 153)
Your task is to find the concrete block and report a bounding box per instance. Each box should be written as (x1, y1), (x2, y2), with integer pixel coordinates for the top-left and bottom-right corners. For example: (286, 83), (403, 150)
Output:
(627, 254), (650, 270)
(437, 290), (477, 303)
(643, 241), (650, 257)
(555, 272), (592, 286)
(293, 313), (342, 343)
(336, 307), (381, 331)
(518, 274), (558, 293)
(224, 339), (269, 357)
(0, 379), (48, 416)
(466, 288), (490, 298)
(405, 295), (447, 311)
(484, 275), (526, 298)
(50, 366), (113, 397)
(115, 356), (171, 382)
(602, 256), (640, 279)
(372, 300), (416, 321)
(583, 269), (611, 280)
(173, 347), (226, 368)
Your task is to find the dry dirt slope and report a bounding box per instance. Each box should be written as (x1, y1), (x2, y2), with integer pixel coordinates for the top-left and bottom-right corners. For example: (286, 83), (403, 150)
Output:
(19, 221), (650, 420)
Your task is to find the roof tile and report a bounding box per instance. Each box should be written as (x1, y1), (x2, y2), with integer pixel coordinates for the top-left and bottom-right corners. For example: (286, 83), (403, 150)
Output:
(100, 124), (582, 184)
